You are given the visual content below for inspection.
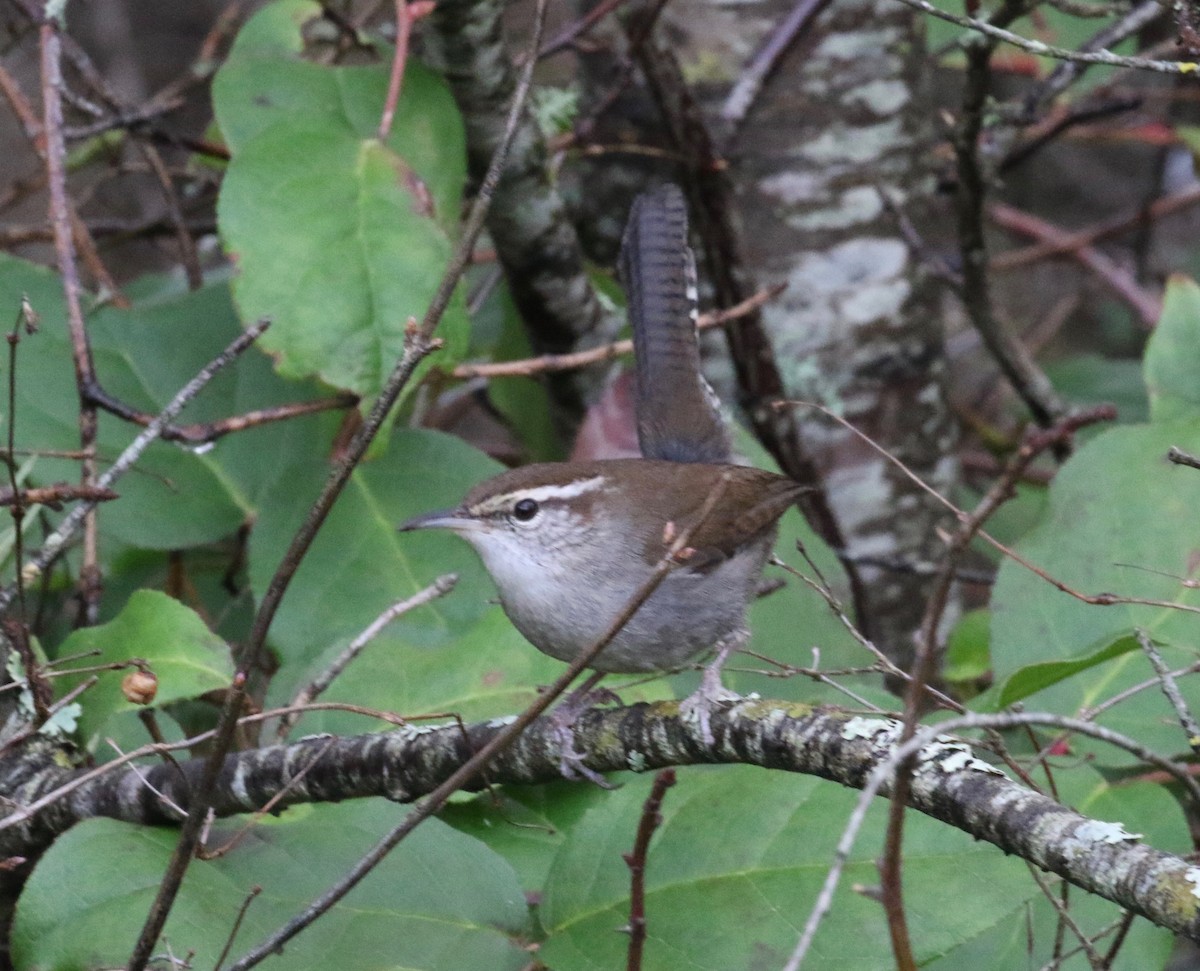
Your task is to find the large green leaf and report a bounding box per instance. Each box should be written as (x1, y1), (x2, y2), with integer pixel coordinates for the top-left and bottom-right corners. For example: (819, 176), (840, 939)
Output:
(990, 274), (1200, 755)
(1145, 275), (1200, 422)
(214, 0), (468, 399)
(248, 428), (512, 708)
(989, 421), (1200, 752)
(55, 590), (233, 750)
(12, 806), (531, 971)
(537, 767), (1036, 969)
(0, 256), (314, 552)
(994, 632), (1143, 709)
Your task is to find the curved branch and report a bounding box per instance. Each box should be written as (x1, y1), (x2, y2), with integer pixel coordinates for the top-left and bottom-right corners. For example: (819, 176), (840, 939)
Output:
(4, 700), (1198, 942)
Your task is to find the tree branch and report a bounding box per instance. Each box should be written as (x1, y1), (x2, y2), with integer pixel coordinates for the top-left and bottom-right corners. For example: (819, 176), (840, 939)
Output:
(3, 700), (1198, 942)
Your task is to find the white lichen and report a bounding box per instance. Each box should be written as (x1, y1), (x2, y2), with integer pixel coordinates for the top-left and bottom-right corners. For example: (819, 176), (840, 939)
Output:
(1074, 820), (1142, 845)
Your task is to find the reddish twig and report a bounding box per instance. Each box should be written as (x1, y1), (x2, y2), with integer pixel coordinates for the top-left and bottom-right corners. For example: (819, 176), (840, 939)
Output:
(539, 0), (633, 59)
(377, 0), (412, 141)
(990, 203), (1162, 328)
(0, 483), (119, 507)
(39, 15), (103, 623)
(451, 286), (783, 379)
(992, 184), (1200, 271)
(85, 385), (357, 445)
(623, 769), (676, 971)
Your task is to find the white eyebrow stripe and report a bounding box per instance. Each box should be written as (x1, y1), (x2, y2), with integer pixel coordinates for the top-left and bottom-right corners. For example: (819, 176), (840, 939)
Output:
(516, 476), (607, 504)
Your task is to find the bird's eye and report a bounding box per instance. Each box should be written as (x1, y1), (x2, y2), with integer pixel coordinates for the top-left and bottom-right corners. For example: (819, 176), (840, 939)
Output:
(512, 498), (539, 522)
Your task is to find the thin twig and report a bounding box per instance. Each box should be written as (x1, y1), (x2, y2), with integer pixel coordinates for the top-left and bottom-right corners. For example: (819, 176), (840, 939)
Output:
(1135, 628), (1200, 754)
(450, 286), (782, 379)
(623, 769), (676, 971)
(0, 319), (271, 614)
(952, 27), (1064, 430)
(718, 0), (830, 147)
(211, 886), (262, 971)
(105, 738), (188, 819)
(538, 0), (632, 59)
(135, 142), (203, 290)
(779, 401), (1200, 617)
(989, 203), (1161, 327)
(200, 737), (338, 859)
(276, 574), (459, 740)
(1024, 863), (1106, 967)
(993, 184), (1200, 271)
(895, 0), (1194, 75)
(1022, 0), (1164, 113)
(40, 15), (103, 621)
(781, 708), (1199, 970)
(377, 0), (411, 141)
(1167, 446), (1200, 471)
(86, 386), (357, 445)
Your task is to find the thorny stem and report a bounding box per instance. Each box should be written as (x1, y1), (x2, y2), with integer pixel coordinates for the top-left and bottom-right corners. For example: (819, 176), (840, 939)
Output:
(623, 769), (676, 971)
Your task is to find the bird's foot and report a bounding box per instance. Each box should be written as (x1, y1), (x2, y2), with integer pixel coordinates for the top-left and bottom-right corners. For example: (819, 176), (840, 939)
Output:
(549, 679), (619, 788)
(679, 629), (746, 746)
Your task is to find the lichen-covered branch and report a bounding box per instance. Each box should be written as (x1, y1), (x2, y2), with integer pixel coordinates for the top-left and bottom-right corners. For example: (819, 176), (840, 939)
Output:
(3, 700), (1198, 941)
(425, 0), (623, 415)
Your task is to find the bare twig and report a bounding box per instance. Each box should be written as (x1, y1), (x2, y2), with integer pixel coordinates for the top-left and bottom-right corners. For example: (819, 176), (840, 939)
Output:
(993, 184), (1200, 272)
(781, 709), (1200, 970)
(623, 769), (676, 971)
(718, 0), (830, 146)
(377, 0), (412, 141)
(86, 387), (357, 445)
(135, 142), (203, 290)
(1022, 0), (1164, 113)
(1167, 446), (1200, 471)
(0, 484), (118, 507)
(200, 737), (338, 859)
(211, 886), (262, 971)
(952, 30), (1064, 430)
(450, 286), (782, 379)
(276, 574), (459, 740)
(0, 319), (271, 614)
(779, 401), (1200, 618)
(40, 15), (103, 621)
(990, 203), (1161, 328)
(1135, 628), (1200, 754)
(538, 0), (633, 59)
(895, 0), (1193, 75)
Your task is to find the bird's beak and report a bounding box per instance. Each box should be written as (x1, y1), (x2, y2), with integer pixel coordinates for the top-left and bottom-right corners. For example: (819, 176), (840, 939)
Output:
(397, 509), (477, 533)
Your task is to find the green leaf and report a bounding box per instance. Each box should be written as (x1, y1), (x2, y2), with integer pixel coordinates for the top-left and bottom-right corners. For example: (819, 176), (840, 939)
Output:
(444, 782), (609, 895)
(214, 0), (469, 399)
(1045, 353), (1148, 426)
(994, 633), (1142, 709)
(538, 768), (1036, 969)
(989, 420), (1200, 753)
(248, 428), (507, 703)
(1145, 275), (1200, 422)
(55, 590), (233, 749)
(944, 608), (991, 683)
(12, 806), (531, 971)
(0, 256), (327, 553)
(274, 607), (567, 735)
